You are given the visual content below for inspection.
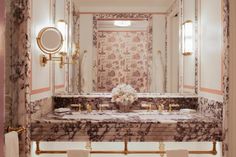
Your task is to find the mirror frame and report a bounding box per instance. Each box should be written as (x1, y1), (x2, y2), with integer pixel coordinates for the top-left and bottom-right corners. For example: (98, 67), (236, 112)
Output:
(36, 27), (64, 55)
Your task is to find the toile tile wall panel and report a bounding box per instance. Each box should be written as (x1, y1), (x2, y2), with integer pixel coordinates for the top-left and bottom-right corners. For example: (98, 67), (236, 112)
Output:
(96, 31), (149, 92)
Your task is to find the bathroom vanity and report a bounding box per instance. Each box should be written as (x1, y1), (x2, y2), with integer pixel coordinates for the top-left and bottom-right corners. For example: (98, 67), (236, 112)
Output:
(31, 94), (222, 142)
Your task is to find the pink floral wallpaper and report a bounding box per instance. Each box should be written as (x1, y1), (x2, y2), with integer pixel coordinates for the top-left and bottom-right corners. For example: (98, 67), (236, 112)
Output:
(96, 31), (149, 92)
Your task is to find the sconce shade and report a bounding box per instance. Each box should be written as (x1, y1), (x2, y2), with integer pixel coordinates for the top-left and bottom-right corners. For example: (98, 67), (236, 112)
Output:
(182, 20), (193, 55)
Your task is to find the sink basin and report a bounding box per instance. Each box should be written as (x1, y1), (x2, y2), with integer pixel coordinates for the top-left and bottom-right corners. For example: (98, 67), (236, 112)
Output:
(180, 109), (197, 114)
(59, 110), (192, 122)
(139, 114), (191, 120)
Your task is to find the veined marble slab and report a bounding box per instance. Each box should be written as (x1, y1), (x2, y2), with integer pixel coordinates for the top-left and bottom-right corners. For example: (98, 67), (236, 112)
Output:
(53, 95), (198, 111)
(31, 110), (222, 142)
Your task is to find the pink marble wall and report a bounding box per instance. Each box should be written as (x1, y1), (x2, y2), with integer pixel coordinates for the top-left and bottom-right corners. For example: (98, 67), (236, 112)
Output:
(96, 31), (149, 92)
(0, 0), (5, 155)
(5, 0), (31, 156)
(222, 0), (230, 156)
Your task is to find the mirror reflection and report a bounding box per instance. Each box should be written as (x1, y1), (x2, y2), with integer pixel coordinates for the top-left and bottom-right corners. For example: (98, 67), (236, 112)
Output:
(52, 0), (197, 95)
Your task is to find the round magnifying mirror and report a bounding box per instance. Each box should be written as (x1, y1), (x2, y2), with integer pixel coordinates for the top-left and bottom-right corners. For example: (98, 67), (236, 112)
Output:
(36, 27), (63, 55)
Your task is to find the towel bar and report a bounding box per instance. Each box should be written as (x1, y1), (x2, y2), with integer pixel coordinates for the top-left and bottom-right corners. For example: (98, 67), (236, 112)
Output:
(35, 141), (217, 155)
(5, 126), (26, 133)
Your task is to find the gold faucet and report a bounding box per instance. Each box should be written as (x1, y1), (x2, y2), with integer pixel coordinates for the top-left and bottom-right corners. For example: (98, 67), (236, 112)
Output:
(169, 104), (173, 112)
(158, 104), (164, 113)
(70, 104), (82, 112)
(148, 104), (152, 112)
(99, 104), (109, 112)
(86, 104), (92, 113)
(168, 104), (180, 112)
(141, 104), (152, 112)
(78, 104), (82, 112)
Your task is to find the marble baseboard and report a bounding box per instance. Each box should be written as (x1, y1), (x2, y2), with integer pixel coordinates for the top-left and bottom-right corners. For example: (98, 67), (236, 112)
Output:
(53, 96), (198, 111)
(198, 97), (223, 120)
(30, 97), (53, 120)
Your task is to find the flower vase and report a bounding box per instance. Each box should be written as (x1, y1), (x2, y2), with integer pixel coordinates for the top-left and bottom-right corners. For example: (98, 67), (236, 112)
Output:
(118, 102), (131, 112)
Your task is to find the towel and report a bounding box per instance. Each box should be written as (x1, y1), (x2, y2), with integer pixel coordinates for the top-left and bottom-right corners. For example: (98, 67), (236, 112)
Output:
(5, 131), (19, 157)
(67, 149), (90, 157)
(166, 150), (189, 157)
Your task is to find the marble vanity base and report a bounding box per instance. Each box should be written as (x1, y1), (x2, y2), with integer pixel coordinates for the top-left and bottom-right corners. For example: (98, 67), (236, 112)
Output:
(31, 121), (222, 142)
(31, 111), (222, 142)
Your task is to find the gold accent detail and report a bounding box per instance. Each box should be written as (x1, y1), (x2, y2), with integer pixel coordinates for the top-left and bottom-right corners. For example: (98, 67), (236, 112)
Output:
(141, 104), (152, 112)
(148, 104), (152, 112)
(58, 19), (67, 24)
(72, 43), (80, 64)
(86, 104), (92, 113)
(39, 55), (48, 67)
(6, 126), (26, 133)
(39, 53), (67, 69)
(99, 104), (109, 112)
(158, 104), (164, 113)
(36, 27), (63, 55)
(35, 141), (217, 155)
(169, 104), (172, 112)
(159, 142), (165, 157)
(182, 51), (193, 56)
(183, 20), (193, 25)
(85, 141), (92, 150)
(169, 104), (180, 112)
(70, 104), (82, 112)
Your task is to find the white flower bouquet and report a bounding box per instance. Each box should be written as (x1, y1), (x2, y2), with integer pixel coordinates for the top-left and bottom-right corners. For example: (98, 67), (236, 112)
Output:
(111, 84), (137, 106)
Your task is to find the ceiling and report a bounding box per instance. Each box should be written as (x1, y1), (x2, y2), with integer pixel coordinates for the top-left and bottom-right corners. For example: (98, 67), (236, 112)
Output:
(76, 0), (175, 11)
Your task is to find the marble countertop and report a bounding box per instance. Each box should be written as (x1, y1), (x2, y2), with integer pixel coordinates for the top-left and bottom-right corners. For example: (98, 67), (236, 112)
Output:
(31, 110), (222, 142)
(34, 110), (218, 124)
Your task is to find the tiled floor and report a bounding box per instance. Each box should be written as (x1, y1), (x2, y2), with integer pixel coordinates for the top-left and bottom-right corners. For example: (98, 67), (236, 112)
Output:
(31, 142), (222, 157)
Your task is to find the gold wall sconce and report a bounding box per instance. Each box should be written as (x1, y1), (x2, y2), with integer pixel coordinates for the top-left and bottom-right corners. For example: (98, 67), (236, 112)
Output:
(37, 27), (67, 68)
(63, 43), (80, 65)
(182, 20), (193, 56)
(71, 43), (80, 64)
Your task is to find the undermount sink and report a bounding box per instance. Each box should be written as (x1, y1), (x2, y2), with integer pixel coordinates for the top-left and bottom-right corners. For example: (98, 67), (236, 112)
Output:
(62, 113), (112, 120)
(59, 110), (193, 121)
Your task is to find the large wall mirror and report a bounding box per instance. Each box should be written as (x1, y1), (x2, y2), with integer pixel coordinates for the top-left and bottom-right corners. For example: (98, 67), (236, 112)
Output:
(53, 0), (197, 95)
(95, 19), (151, 93)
